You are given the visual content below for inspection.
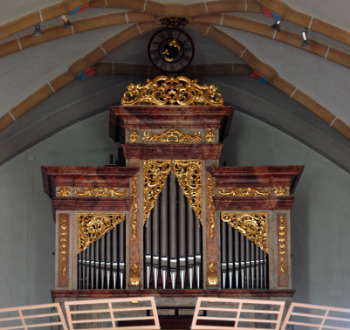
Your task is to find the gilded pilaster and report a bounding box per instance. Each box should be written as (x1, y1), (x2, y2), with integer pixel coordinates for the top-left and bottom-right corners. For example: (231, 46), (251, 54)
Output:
(57, 213), (69, 288)
(205, 174), (219, 288)
(128, 174), (141, 288)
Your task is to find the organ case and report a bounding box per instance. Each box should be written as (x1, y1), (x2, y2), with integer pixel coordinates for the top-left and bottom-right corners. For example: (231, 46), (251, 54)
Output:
(42, 76), (303, 304)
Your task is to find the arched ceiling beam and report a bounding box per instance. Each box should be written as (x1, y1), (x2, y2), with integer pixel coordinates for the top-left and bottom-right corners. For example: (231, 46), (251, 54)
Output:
(1, 75), (349, 173)
(0, 12), (156, 58)
(255, 0), (350, 47)
(188, 23), (350, 140)
(194, 14), (350, 69)
(1, 21), (349, 141)
(1, 0), (349, 48)
(1, 12), (349, 71)
(0, 22), (157, 132)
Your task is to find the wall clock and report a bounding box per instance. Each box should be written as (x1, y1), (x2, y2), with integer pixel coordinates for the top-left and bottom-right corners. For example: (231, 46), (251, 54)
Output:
(148, 28), (194, 73)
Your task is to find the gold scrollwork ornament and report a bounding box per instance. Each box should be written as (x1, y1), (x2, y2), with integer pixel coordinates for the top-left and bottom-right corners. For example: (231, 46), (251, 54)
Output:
(130, 262), (140, 286)
(205, 129), (216, 143)
(129, 129), (140, 143)
(207, 176), (216, 239)
(78, 213), (126, 253)
(121, 76), (224, 106)
(207, 263), (218, 285)
(221, 212), (269, 253)
(143, 160), (172, 224)
(56, 187), (72, 197)
(173, 160), (203, 224)
(130, 176), (139, 238)
(142, 129), (202, 143)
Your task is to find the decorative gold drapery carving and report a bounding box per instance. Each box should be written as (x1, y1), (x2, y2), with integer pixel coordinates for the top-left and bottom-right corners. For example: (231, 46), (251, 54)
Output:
(207, 176), (216, 239)
(173, 160), (203, 224)
(56, 187), (127, 197)
(78, 213), (126, 253)
(218, 186), (289, 197)
(143, 160), (203, 225)
(143, 160), (172, 224)
(121, 76), (224, 106)
(141, 129), (202, 143)
(221, 212), (269, 253)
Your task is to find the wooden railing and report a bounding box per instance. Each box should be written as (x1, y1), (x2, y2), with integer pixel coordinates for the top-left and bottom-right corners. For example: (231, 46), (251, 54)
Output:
(191, 297), (285, 329)
(1, 297), (350, 329)
(0, 302), (68, 330)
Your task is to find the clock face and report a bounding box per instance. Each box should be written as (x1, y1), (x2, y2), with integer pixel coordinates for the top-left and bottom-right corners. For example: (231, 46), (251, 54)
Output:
(148, 28), (194, 73)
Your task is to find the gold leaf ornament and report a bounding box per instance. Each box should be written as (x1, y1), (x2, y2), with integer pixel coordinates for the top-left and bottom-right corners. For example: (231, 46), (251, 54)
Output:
(121, 76), (224, 106)
(221, 212), (269, 253)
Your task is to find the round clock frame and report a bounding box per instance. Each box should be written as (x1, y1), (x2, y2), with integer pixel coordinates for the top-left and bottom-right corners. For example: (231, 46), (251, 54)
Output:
(148, 28), (195, 73)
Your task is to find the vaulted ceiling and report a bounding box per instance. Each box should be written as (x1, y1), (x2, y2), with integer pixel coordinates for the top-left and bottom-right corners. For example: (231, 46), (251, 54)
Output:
(1, 0), (349, 171)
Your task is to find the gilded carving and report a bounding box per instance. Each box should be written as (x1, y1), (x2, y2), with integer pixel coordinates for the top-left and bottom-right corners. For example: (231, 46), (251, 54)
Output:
(143, 160), (172, 224)
(141, 129), (202, 143)
(130, 262), (140, 286)
(173, 160), (203, 224)
(56, 187), (127, 197)
(74, 187), (127, 197)
(221, 212), (269, 253)
(205, 129), (215, 143)
(274, 186), (289, 196)
(143, 160), (203, 225)
(58, 214), (69, 286)
(207, 263), (218, 286)
(207, 176), (216, 239)
(130, 176), (139, 239)
(56, 187), (72, 197)
(129, 129), (140, 143)
(219, 187), (271, 197)
(121, 75), (224, 106)
(78, 213), (125, 253)
(278, 215), (287, 274)
(218, 186), (289, 197)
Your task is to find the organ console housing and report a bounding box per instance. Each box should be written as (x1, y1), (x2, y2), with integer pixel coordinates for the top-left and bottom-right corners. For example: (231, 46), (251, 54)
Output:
(42, 76), (303, 324)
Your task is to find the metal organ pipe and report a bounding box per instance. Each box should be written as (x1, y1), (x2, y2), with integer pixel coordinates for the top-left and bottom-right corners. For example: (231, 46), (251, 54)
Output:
(187, 203), (194, 289)
(169, 173), (177, 289)
(179, 188), (186, 289)
(144, 176), (203, 290)
(152, 199), (159, 288)
(160, 179), (169, 289)
(77, 221), (125, 290)
(220, 221), (269, 289)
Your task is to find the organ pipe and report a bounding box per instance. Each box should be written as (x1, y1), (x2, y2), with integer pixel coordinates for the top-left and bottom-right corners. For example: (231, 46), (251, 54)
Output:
(221, 220), (269, 289)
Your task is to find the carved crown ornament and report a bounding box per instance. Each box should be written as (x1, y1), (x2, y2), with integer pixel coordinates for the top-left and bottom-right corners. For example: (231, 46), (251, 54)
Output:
(121, 76), (224, 106)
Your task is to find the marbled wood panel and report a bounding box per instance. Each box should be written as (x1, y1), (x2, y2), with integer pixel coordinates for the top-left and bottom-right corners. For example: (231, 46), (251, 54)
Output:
(109, 106), (234, 141)
(53, 198), (133, 211)
(41, 166), (139, 197)
(52, 289), (295, 299)
(57, 213), (69, 287)
(206, 174), (219, 288)
(213, 197), (295, 210)
(123, 144), (223, 160)
(277, 213), (289, 287)
(207, 165), (304, 192)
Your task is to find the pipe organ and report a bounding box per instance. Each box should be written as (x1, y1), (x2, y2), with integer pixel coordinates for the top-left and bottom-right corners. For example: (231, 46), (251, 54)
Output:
(42, 76), (303, 321)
